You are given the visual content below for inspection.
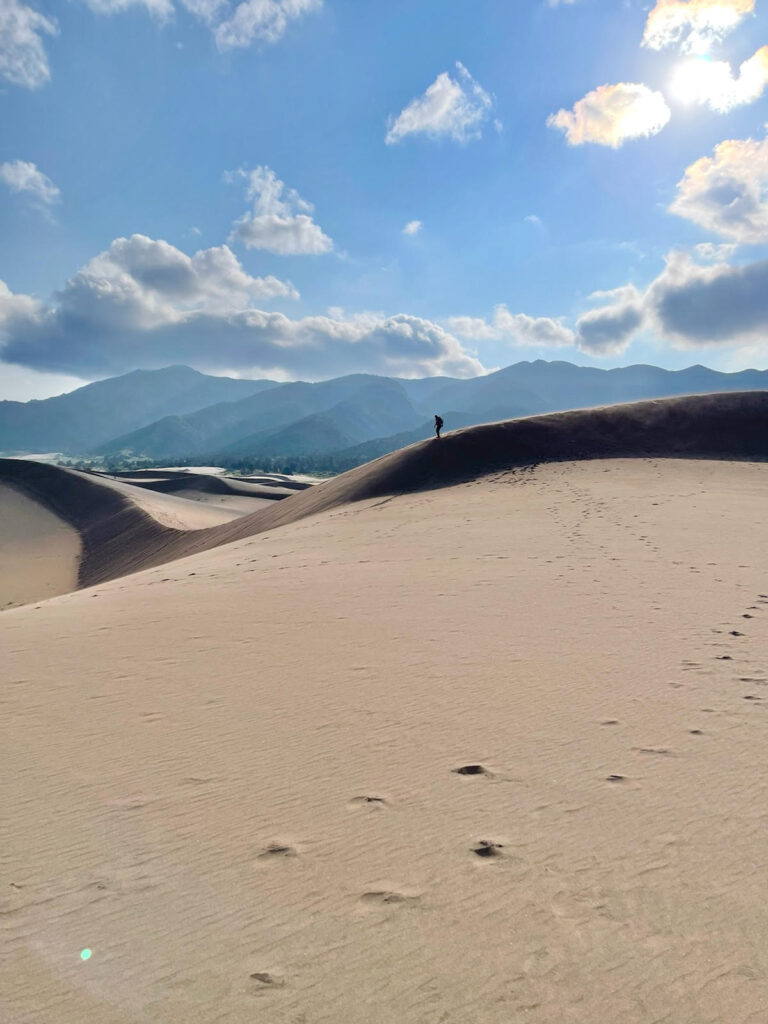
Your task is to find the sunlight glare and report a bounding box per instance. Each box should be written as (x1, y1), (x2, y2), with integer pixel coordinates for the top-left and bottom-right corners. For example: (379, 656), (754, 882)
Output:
(671, 56), (716, 104)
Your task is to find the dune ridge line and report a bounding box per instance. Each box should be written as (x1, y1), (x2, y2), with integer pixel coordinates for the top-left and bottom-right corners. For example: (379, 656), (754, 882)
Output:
(2, 390), (767, 592)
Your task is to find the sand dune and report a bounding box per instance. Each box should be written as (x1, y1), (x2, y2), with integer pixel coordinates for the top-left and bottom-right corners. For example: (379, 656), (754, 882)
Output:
(0, 483), (81, 610)
(104, 469), (303, 501)
(4, 453), (768, 1023)
(0, 463), (246, 606)
(3, 391), (768, 600)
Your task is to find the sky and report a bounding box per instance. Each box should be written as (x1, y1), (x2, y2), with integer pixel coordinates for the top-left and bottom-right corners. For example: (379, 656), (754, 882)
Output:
(1, 0), (768, 400)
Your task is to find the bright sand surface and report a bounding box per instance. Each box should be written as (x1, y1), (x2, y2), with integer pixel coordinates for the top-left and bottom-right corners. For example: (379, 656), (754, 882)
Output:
(4, 457), (768, 1023)
(93, 475), (247, 529)
(0, 483), (81, 609)
(173, 489), (275, 514)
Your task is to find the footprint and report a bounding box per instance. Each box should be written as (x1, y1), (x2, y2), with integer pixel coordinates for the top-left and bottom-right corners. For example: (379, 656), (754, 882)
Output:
(348, 795), (389, 809)
(472, 840), (504, 859)
(250, 972), (284, 988)
(359, 890), (420, 907)
(258, 843), (297, 859)
(453, 764), (491, 777)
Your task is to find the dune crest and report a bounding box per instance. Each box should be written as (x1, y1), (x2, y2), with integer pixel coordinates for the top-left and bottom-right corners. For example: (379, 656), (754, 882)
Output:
(2, 390), (767, 600)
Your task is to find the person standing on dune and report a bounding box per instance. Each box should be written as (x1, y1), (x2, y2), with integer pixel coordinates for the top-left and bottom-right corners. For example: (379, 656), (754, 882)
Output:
(434, 414), (444, 439)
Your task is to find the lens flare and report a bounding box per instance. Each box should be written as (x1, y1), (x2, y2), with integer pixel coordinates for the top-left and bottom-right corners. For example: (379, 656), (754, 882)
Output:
(80, 949), (92, 961)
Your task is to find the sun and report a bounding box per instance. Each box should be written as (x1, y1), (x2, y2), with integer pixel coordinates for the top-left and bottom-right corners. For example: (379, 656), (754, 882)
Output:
(670, 56), (717, 105)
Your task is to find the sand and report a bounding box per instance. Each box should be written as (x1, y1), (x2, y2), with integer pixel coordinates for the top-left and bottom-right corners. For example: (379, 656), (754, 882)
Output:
(92, 474), (248, 530)
(4, 454), (768, 1023)
(3, 390), (768, 598)
(0, 460), (310, 607)
(170, 489), (275, 514)
(0, 483), (81, 609)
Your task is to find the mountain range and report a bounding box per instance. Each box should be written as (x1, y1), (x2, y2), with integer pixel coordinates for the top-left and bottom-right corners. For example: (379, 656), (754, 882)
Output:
(2, 361), (768, 466)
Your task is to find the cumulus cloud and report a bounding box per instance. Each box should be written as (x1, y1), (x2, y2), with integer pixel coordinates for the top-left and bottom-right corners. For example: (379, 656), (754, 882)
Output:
(646, 250), (768, 346)
(0, 159), (60, 210)
(403, 220), (422, 236)
(643, 0), (755, 54)
(386, 62), (494, 145)
(0, 276), (42, 324)
(573, 249), (768, 355)
(67, 234), (299, 325)
(80, 0), (321, 48)
(670, 47), (768, 111)
(670, 126), (768, 243)
(0, 0), (57, 89)
(0, 236), (482, 379)
(446, 305), (575, 348)
(548, 82), (671, 148)
(213, 0), (320, 49)
(227, 165), (333, 255)
(576, 286), (646, 355)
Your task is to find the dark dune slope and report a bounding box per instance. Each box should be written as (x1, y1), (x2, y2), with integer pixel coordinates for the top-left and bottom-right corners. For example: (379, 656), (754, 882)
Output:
(3, 391), (767, 591)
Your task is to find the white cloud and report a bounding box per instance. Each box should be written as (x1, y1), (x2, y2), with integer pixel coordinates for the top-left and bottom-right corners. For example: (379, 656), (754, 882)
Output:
(576, 286), (646, 355)
(0, 0), (57, 89)
(82, 0), (174, 17)
(386, 62), (495, 145)
(213, 0), (321, 49)
(80, 0), (320, 47)
(693, 241), (739, 261)
(0, 237), (483, 379)
(670, 47), (768, 111)
(643, 0), (755, 54)
(446, 305), (575, 348)
(548, 82), (671, 148)
(647, 249), (768, 346)
(227, 165), (333, 255)
(572, 249), (768, 355)
(70, 235), (299, 326)
(403, 220), (422, 236)
(670, 126), (768, 243)
(0, 276), (42, 324)
(0, 159), (60, 209)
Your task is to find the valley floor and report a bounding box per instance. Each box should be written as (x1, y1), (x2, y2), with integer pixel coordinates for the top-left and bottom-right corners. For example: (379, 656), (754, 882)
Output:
(3, 458), (768, 1023)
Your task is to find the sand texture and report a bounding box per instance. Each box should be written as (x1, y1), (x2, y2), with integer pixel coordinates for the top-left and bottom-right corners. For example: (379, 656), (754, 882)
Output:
(0, 483), (81, 609)
(4, 392), (768, 1023)
(3, 390), (768, 598)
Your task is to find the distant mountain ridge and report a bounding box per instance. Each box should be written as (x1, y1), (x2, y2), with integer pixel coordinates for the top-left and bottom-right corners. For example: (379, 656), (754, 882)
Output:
(2, 360), (768, 464)
(0, 366), (277, 453)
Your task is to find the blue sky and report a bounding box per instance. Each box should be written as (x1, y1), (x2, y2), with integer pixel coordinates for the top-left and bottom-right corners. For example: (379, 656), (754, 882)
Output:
(1, 0), (768, 398)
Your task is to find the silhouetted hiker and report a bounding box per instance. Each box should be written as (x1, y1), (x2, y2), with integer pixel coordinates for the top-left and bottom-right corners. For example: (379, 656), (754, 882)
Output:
(434, 414), (444, 439)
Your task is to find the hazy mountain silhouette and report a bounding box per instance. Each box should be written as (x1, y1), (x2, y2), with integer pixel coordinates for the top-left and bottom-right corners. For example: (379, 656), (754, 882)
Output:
(3, 360), (768, 461)
(0, 366), (277, 453)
